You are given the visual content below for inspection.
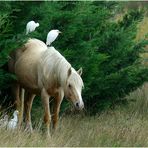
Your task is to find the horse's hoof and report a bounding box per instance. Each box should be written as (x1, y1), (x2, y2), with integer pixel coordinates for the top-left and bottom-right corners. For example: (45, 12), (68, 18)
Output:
(25, 124), (33, 133)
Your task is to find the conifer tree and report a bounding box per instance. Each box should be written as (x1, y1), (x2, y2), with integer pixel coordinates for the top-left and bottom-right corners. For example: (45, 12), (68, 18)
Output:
(0, 1), (147, 113)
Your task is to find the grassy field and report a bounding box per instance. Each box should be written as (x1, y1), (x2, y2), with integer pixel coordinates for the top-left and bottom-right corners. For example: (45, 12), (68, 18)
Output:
(0, 83), (148, 147)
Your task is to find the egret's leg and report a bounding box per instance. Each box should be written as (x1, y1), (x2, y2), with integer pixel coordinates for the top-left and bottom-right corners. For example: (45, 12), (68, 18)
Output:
(41, 88), (51, 137)
(24, 92), (35, 132)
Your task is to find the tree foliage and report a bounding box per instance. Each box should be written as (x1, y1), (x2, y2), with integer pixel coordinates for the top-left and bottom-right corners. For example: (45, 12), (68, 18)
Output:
(0, 1), (148, 114)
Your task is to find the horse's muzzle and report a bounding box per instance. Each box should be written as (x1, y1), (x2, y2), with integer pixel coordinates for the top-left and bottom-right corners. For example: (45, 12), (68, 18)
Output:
(75, 101), (84, 110)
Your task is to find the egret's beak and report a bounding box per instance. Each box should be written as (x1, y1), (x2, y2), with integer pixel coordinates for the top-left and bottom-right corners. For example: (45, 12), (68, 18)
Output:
(59, 31), (62, 33)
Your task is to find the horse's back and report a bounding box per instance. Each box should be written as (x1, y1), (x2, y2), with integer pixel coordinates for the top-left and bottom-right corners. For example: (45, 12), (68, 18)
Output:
(26, 39), (47, 51)
(15, 39), (48, 90)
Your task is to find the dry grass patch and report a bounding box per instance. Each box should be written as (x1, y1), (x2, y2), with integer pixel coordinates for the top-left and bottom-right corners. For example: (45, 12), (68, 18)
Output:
(1, 88), (148, 147)
(136, 17), (148, 41)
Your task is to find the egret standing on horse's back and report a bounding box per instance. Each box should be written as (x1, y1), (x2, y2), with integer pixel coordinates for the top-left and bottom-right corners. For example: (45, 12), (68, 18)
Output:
(46, 29), (61, 46)
(26, 21), (39, 35)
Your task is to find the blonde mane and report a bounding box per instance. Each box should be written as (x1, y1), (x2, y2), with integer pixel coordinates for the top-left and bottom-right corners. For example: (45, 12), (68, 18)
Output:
(38, 46), (71, 89)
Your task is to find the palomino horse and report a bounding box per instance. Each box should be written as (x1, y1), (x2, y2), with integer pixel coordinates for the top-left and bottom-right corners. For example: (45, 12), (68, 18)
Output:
(12, 39), (84, 135)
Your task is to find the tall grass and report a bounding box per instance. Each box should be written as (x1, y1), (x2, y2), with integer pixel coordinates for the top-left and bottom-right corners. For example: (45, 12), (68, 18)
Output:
(0, 83), (148, 146)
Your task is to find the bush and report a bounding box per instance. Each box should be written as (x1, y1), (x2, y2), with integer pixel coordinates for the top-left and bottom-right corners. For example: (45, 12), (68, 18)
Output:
(0, 1), (148, 114)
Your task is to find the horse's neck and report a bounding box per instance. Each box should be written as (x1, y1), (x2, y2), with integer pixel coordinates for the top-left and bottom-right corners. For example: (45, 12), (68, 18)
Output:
(39, 49), (71, 89)
(55, 57), (72, 87)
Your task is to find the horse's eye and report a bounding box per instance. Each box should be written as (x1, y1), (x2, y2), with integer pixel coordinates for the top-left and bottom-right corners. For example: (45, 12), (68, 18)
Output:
(68, 84), (72, 88)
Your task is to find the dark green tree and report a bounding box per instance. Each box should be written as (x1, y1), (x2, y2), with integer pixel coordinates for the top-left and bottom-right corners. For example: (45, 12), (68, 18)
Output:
(0, 1), (147, 114)
(0, 2), (27, 108)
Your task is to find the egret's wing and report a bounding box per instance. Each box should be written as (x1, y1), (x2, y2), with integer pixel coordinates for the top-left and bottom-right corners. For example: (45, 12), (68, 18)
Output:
(26, 21), (36, 34)
(47, 32), (58, 45)
(8, 120), (17, 129)
(7, 120), (12, 129)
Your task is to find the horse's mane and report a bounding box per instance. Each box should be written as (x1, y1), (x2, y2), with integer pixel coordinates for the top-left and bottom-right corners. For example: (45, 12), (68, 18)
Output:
(25, 39), (83, 90)
(38, 46), (71, 89)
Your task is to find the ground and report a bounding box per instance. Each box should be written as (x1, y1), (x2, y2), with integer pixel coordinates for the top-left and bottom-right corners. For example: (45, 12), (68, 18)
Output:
(0, 83), (148, 146)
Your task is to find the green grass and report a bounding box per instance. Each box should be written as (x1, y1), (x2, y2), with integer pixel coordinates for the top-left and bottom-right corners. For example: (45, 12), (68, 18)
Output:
(1, 83), (148, 146)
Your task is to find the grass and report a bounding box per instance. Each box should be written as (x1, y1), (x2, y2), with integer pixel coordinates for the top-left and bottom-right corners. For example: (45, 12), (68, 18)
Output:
(0, 83), (148, 146)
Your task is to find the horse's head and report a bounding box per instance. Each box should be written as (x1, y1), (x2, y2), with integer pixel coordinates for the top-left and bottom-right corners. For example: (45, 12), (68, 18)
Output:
(65, 67), (84, 110)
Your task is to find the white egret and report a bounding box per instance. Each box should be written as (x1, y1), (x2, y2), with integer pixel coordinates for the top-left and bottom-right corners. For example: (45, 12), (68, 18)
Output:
(26, 20), (39, 35)
(46, 29), (61, 46)
(7, 110), (19, 129)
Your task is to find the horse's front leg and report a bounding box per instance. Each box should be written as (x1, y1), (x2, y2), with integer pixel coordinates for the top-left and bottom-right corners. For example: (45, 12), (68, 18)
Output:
(24, 91), (35, 132)
(41, 88), (51, 137)
(53, 89), (64, 130)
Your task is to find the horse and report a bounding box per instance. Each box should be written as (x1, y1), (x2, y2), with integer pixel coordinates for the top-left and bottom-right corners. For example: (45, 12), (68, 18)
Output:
(12, 38), (84, 135)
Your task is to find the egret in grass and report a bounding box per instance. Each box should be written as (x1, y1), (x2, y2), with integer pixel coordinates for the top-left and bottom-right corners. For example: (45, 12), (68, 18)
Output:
(7, 110), (19, 129)
(26, 20), (39, 35)
(46, 29), (61, 46)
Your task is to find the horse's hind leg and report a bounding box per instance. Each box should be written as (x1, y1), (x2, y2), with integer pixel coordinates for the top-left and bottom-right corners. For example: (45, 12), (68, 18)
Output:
(18, 88), (25, 128)
(12, 83), (23, 129)
(41, 88), (51, 137)
(11, 83), (20, 110)
(24, 91), (35, 132)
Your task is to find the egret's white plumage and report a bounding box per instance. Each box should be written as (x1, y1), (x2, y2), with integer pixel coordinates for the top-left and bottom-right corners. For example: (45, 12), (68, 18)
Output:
(7, 110), (19, 129)
(26, 20), (39, 35)
(46, 29), (61, 46)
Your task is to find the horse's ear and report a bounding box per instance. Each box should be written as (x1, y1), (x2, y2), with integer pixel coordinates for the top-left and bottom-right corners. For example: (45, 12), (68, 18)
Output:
(68, 67), (72, 77)
(77, 67), (83, 76)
